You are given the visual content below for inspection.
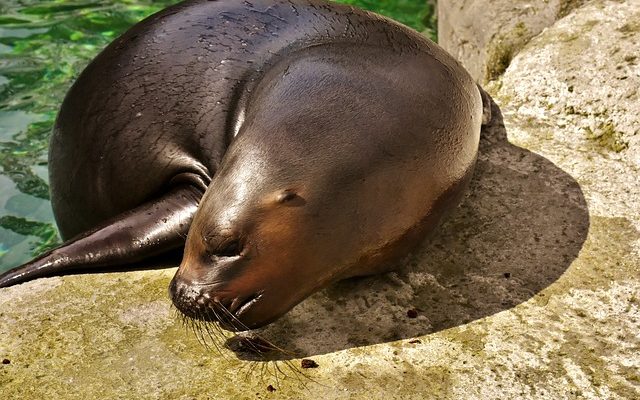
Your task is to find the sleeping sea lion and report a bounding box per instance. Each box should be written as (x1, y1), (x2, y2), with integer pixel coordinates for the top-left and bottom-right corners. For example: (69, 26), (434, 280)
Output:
(0, 0), (490, 331)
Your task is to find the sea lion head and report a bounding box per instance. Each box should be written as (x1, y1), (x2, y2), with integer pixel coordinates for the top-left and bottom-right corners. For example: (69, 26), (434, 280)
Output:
(169, 135), (359, 330)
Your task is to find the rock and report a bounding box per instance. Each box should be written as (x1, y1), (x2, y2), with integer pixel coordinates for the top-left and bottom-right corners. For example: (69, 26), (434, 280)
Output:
(438, 0), (590, 83)
(493, 0), (640, 171)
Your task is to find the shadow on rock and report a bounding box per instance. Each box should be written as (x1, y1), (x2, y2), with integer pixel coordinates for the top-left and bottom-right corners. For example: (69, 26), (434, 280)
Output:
(230, 100), (590, 360)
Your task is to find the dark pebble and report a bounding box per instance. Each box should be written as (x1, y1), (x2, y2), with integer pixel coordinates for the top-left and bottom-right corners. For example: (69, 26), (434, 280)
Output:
(301, 359), (319, 369)
(2, 359), (10, 365)
(504, 272), (511, 278)
(267, 385), (276, 392)
(408, 339), (421, 344)
(407, 309), (418, 318)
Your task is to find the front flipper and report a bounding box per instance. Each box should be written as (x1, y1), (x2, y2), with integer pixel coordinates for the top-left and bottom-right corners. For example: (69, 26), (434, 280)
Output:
(0, 185), (202, 288)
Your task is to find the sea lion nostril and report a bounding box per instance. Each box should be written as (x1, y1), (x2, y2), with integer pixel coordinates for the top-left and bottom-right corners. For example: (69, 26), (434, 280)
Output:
(168, 278), (177, 296)
(168, 278), (188, 300)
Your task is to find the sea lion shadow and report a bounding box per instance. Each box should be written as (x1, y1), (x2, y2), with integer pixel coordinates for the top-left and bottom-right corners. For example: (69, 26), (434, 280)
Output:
(234, 100), (590, 359)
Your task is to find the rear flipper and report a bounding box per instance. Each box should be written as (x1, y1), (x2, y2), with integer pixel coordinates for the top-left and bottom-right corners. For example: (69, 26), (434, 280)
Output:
(0, 185), (202, 288)
(477, 84), (492, 126)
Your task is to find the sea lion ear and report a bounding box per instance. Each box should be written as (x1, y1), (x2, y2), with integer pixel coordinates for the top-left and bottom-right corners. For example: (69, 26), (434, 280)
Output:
(275, 189), (306, 206)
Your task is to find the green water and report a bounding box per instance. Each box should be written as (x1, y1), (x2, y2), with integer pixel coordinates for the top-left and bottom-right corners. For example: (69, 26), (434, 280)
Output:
(0, 0), (435, 274)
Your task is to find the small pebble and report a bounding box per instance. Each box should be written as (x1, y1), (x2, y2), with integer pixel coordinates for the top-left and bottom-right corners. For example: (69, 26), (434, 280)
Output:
(407, 309), (418, 318)
(267, 385), (276, 392)
(408, 339), (421, 344)
(2, 359), (10, 365)
(301, 359), (319, 369)
(504, 272), (511, 278)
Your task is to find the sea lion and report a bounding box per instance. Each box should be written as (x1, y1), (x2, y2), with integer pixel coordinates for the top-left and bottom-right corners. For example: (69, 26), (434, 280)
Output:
(0, 0), (489, 331)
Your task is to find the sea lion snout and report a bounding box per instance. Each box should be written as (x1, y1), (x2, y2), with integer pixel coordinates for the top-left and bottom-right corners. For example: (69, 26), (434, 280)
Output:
(169, 268), (266, 331)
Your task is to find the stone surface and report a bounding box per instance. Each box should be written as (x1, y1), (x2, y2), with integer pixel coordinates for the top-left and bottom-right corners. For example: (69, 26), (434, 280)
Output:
(438, 0), (589, 83)
(491, 0), (640, 172)
(1, 1), (639, 398)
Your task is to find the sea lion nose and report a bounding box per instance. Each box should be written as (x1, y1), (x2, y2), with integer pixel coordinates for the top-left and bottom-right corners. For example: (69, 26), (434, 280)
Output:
(169, 275), (198, 304)
(168, 275), (179, 298)
(170, 272), (253, 320)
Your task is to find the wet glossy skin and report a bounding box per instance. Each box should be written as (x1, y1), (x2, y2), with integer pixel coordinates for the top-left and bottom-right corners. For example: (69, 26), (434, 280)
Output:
(0, 0), (484, 331)
(170, 40), (482, 329)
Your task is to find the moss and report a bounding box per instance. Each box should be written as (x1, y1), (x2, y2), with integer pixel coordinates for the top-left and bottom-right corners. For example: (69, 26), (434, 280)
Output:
(534, 216), (639, 299)
(499, 217), (640, 398)
(585, 121), (629, 153)
(0, 271), (312, 399)
(617, 19), (640, 34)
(441, 326), (487, 355)
(411, 366), (455, 398)
(560, 104), (629, 154)
(546, 331), (640, 399)
(557, 31), (581, 42)
(338, 364), (455, 399)
(486, 41), (514, 83)
(485, 23), (530, 82)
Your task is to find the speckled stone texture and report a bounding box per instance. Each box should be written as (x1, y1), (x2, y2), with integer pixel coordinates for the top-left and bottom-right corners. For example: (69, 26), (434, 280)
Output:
(1, 1), (639, 398)
(438, 0), (590, 83)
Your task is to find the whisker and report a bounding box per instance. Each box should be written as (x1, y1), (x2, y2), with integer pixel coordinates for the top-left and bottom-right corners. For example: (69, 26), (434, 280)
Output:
(260, 360), (267, 384)
(213, 302), (313, 386)
(216, 306), (276, 357)
(245, 357), (260, 382)
(216, 305), (284, 353)
(191, 316), (209, 350)
(202, 308), (228, 357)
(273, 361), (281, 388)
(171, 297), (314, 388)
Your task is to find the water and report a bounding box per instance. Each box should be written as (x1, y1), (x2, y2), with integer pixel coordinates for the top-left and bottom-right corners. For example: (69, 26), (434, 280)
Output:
(0, 0), (435, 274)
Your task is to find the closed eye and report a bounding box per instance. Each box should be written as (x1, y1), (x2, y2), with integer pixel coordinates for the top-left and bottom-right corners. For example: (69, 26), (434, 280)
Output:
(276, 189), (306, 206)
(277, 190), (297, 203)
(216, 239), (242, 257)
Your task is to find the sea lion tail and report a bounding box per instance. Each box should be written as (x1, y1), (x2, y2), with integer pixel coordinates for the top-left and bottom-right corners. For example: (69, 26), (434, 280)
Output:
(477, 84), (492, 126)
(0, 185), (202, 288)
